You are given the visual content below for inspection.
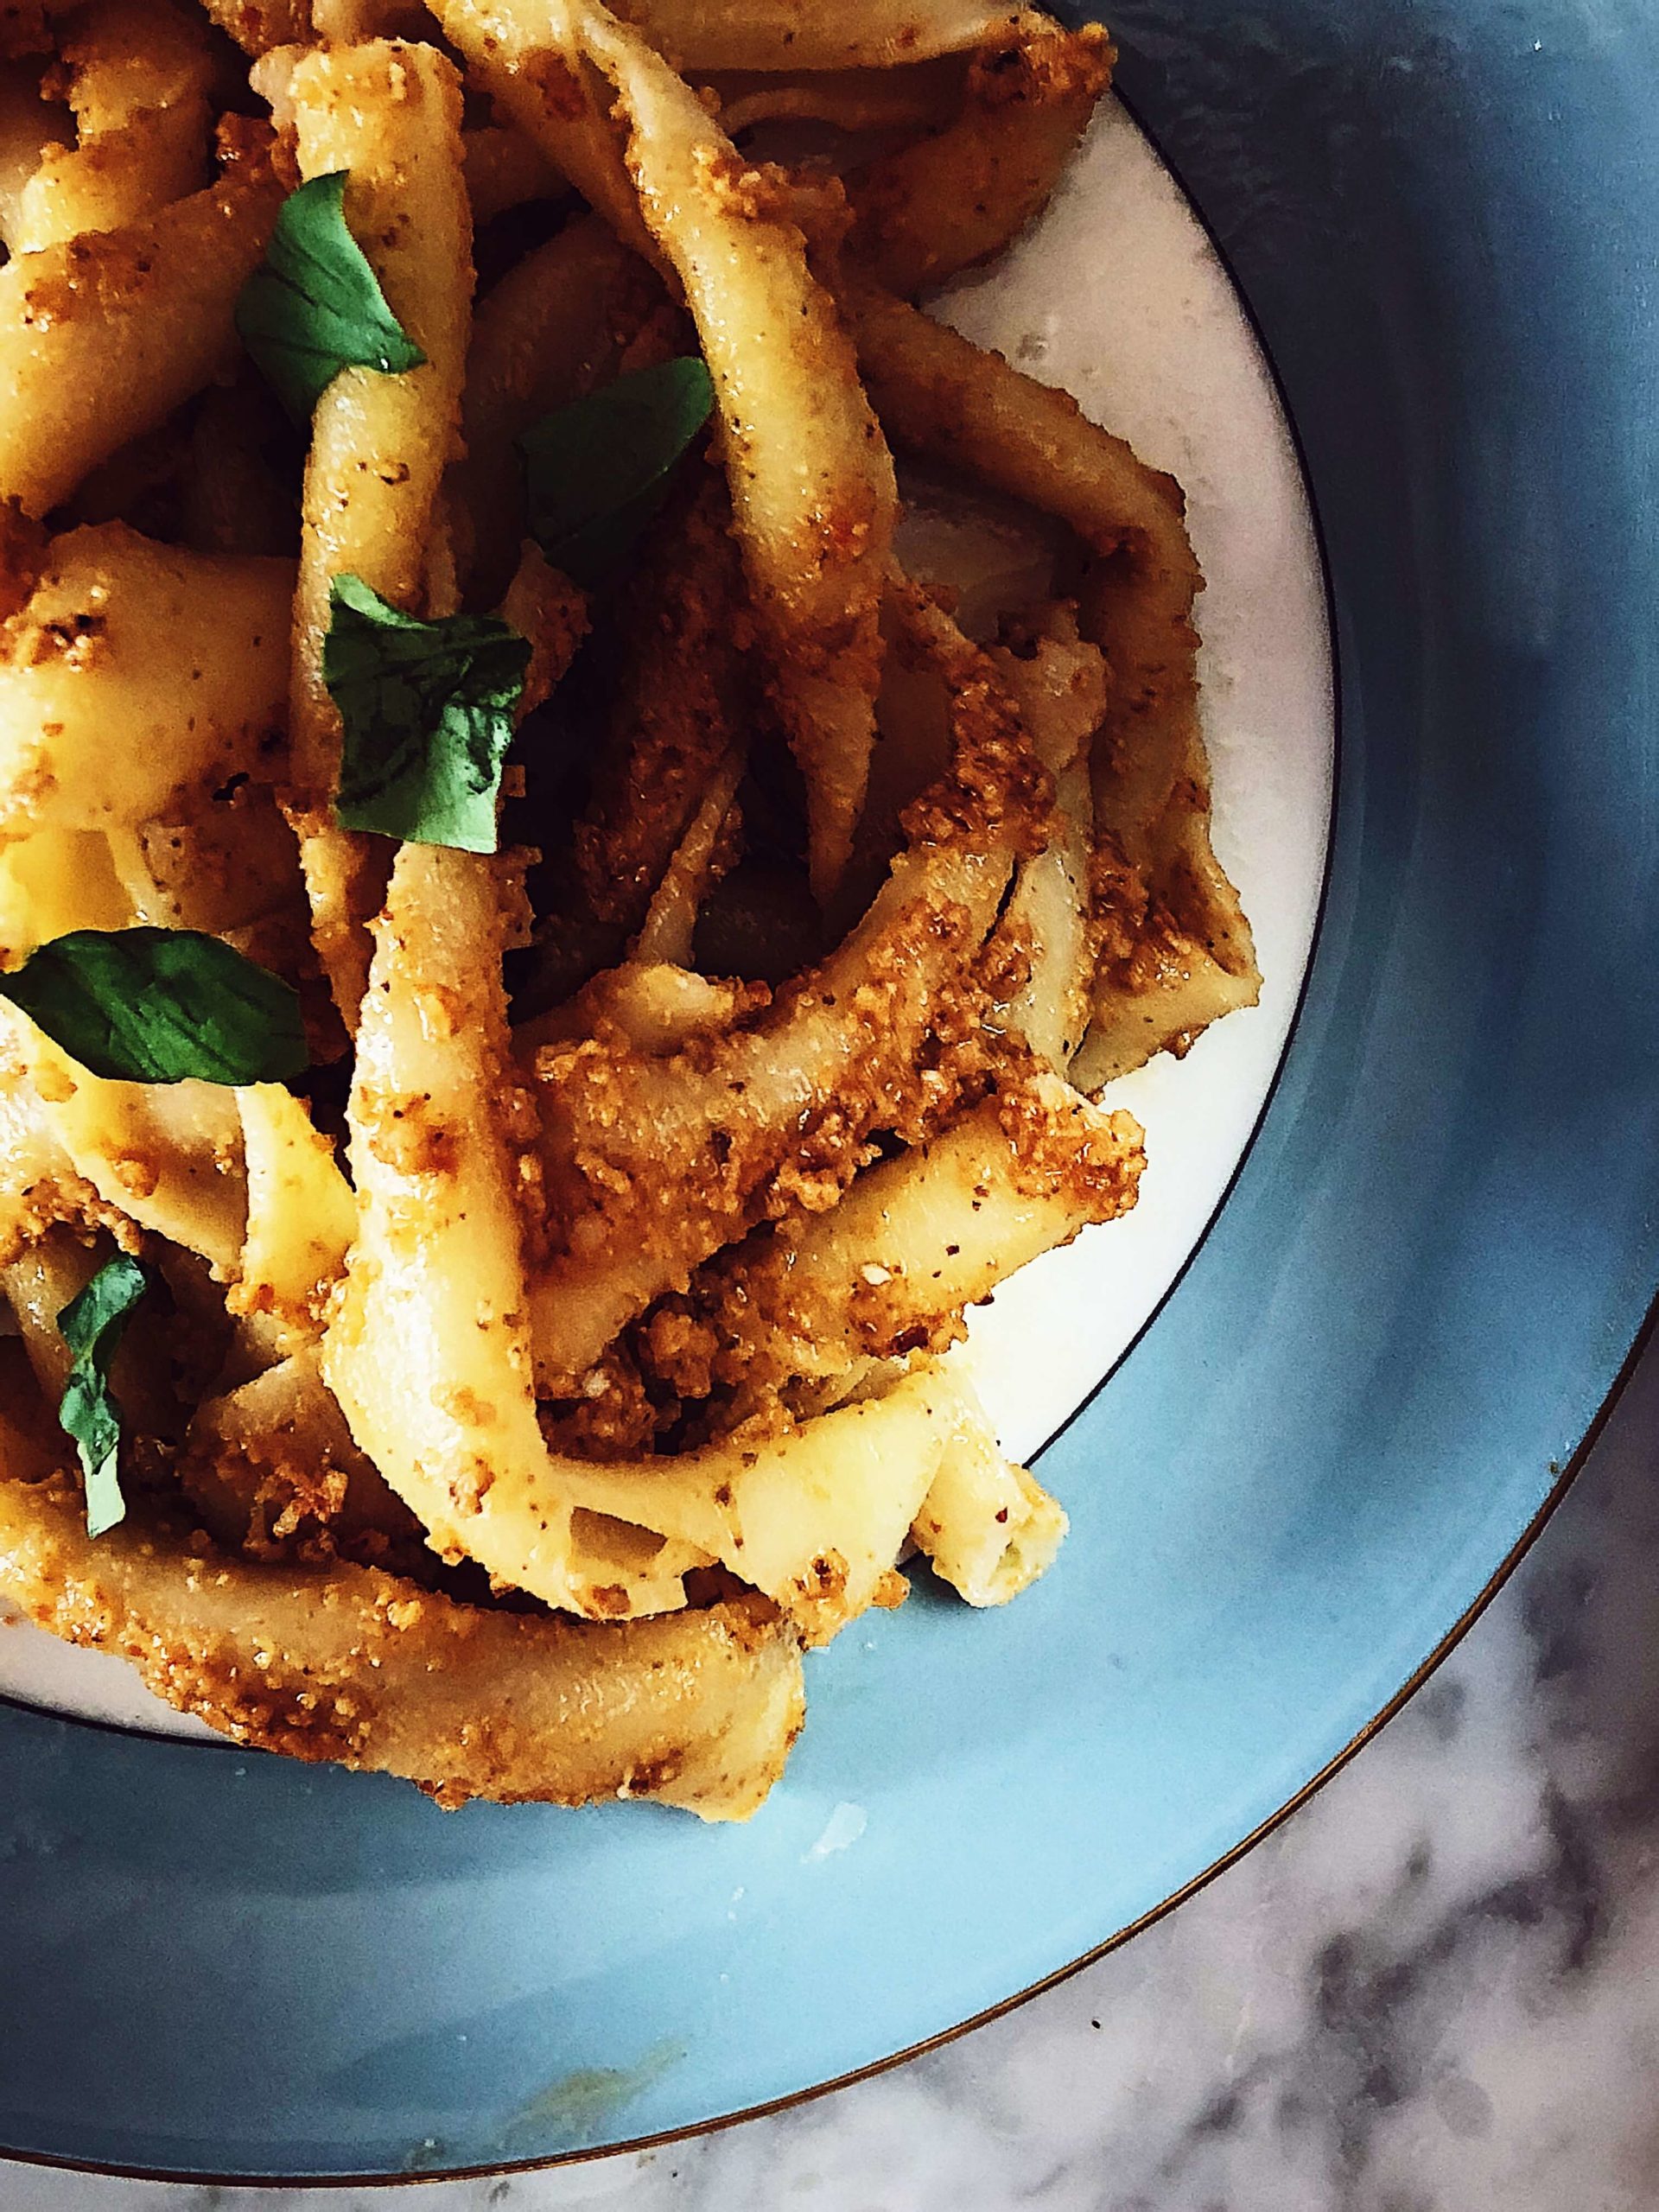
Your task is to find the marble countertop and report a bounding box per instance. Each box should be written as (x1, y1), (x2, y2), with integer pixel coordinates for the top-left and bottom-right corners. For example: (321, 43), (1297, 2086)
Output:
(7, 1331), (1656, 2212)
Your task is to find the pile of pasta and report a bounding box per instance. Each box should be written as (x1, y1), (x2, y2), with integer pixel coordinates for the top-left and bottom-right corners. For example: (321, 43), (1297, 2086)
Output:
(0, 0), (1258, 1816)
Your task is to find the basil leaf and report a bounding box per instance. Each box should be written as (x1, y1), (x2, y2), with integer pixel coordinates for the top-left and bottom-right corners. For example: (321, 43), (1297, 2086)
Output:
(518, 356), (715, 588)
(57, 1252), (149, 1539)
(325, 573), (531, 853)
(0, 930), (307, 1084)
(235, 171), (427, 423)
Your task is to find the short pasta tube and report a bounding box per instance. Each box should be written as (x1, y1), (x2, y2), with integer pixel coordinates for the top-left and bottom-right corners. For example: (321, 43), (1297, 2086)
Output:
(847, 14), (1113, 298)
(10, 0), (216, 253)
(0, 524), (292, 844)
(696, 1071), (1145, 1397)
(233, 1084), (356, 1348)
(615, 0), (1011, 72)
(538, 0), (898, 898)
(281, 37), (473, 1025)
(848, 282), (1260, 1080)
(910, 1376), (1067, 1606)
(0, 1460), (805, 1819)
(0, 1007), (247, 1275)
(0, 153), (283, 518)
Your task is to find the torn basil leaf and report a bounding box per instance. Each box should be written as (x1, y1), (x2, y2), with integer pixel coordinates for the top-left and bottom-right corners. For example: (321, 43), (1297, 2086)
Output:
(57, 1252), (149, 1540)
(518, 356), (715, 588)
(326, 573), (532, 853)
(235, 170), (427, 423)
(0, 930), (308, 1084)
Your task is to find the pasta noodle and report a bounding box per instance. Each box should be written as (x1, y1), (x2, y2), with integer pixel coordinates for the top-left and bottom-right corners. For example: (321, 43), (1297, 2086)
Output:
(460, 118), (567, 226)
(282, 37), (473, 1026)
(0, 829), (134, 957)
(569, 476), (751, 939)
(0, 149), (283, 518)
(3, 1011), (248, 1273)
(234, 1083), (355, 1344)
(0, 0), (1261, 1816)
(846, 15), (1114, 298)
(197, 0), (306, 53)
(0, 524), (292, 842)
(537, 0), (899, 898)
(683, 1070), (1144, 1403)
(0, 1455), (804, 1815)
(428, 0), (656, 258)
(614, 0), (1012, 73)
(845, 278), (1261, 1077)
(911, 1383), (1066, 1607)
(629, 744), (745, 967)
(9, 0), (214, 253)
(453, 213), (658, 598)
(708, 57), (967, 140)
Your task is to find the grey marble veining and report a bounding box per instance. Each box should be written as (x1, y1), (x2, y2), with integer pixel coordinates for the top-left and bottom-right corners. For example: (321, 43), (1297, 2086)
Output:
(6, 1334), (1657, 2212)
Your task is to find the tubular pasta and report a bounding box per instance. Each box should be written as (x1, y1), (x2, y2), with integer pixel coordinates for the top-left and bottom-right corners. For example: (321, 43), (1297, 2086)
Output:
(541, 0), (898, 898)
(323, 842), (607, 1610)
(1, 1227), (97, 1396)
(629, 745), (744, 968)
(180, 1349), (429, 1566)
(428, 0), (655, 257)
(849, 277), (1197, 574)
(556, 1358), (961, 1645)
(0, 830), (136, 958)
(1, 1009), (247, 1274)
(708, 58), (967, 139)
(283, 38), (472, 1027)
(196, 0), (308, 52)
(454, 213), (658, 597)
(616, 0), (1013, 73)
(846, 15), (1112, 297)
(848, 282), (1260, 1077)
(0, 1462), (804, 1818)
(0, 66), (64, 249)
(311, 0), (436, 39)
(461, 118), (567, 224)
(911, 1381), (1066, 1606)
(0, 156), (283, 518)
(0, 1043), (76, 1254)
(0, 524), (292, 844)
(694, 1071), (1143, 1397)
(569, 476), (752, 937)
(991, 608), (1104, 1070)
(233, 1085), (355, 1345)
(103, 795), (312, 979)
(10, 0), (215, 252)
(512, 963), (764, 1059)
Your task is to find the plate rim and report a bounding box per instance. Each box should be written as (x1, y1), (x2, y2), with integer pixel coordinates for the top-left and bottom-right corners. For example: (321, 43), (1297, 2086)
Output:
(3, 1305), (1649, 2193)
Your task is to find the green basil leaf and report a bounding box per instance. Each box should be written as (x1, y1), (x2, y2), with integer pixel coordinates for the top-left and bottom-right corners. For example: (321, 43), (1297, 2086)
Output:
(518, 356), (715, 588)
(325, 573), (532, 853)
(235, 170), (427, 423)
(57, 1252), (149, 1539)
(0, 930), (308, 1084)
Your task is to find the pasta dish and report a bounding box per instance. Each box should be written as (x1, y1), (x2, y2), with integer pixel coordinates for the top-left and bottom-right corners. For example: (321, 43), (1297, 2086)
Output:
(0, 0), (1258, 1817)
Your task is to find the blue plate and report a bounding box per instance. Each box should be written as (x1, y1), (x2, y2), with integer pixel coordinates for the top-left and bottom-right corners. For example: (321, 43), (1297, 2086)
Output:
(4, 0), (1658, 2182)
